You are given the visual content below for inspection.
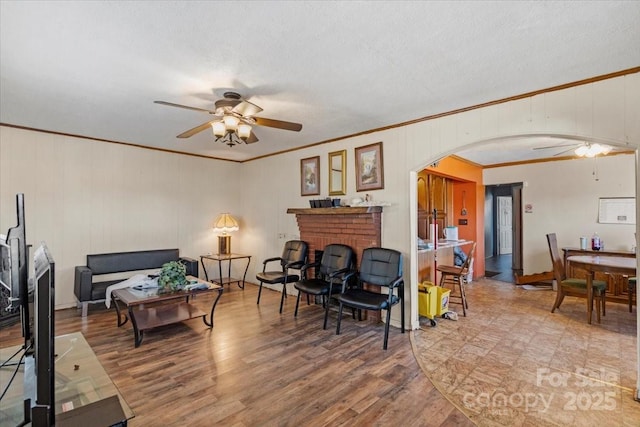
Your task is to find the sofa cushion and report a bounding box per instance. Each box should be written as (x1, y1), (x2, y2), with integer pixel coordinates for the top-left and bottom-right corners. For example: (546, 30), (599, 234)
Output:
(91, 280), (121, 301)
(87, 249), (180, 275)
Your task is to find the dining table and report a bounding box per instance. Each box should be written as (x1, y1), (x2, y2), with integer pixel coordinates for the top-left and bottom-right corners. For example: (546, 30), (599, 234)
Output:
(566, 255), (637, 324)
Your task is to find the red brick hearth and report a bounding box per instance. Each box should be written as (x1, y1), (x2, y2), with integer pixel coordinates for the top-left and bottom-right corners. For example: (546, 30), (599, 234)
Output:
(287, 206), (383, 267)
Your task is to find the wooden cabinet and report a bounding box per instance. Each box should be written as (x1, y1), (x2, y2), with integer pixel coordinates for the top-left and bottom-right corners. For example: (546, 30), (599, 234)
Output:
(563, 247), (635, 304)
(417, 172), (452, 240)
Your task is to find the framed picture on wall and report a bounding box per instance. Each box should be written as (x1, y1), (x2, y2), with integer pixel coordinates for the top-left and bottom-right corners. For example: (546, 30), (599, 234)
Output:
(300, 156), (320, 196)
(355, 141), (384, 191)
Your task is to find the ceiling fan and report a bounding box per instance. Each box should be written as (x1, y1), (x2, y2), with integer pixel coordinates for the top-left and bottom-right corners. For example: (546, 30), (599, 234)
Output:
(154, 92), (302, 146)
(533, 141), (612, 158)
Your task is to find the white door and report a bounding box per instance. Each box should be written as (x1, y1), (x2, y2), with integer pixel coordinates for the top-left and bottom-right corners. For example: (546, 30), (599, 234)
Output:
(498, 196), (513, 255)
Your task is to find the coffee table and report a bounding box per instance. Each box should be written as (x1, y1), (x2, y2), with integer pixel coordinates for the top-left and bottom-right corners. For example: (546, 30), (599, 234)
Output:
(111, 276), (223, 347)
(0, 332), (133, 426)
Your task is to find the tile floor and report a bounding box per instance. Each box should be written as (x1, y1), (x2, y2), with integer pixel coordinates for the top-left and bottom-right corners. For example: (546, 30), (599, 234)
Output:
(411, 278), (640, 426)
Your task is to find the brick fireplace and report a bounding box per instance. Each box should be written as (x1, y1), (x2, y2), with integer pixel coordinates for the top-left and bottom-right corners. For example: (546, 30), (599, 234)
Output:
(287, 206), (383, 267)
(287, 206), (384, 322)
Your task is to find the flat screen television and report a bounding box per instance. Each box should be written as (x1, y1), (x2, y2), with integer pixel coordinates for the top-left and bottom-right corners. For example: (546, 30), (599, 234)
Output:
(0, 193), (31, 348)
(28, 241), (56, 426)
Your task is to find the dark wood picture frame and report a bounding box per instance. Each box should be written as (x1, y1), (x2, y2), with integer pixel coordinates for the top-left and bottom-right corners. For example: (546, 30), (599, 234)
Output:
(355, 142), (384, 191)
(300, 156), (320, 196)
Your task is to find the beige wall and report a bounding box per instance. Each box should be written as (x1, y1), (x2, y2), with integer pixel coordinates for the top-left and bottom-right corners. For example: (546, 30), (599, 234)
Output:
(484, 154), (636, 274)
(1, 73), (639, 326)
(0, 127), (239, 307)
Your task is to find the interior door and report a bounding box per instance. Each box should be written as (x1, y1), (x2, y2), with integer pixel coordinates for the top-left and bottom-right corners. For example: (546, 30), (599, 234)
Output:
(497, 196), (513, 254)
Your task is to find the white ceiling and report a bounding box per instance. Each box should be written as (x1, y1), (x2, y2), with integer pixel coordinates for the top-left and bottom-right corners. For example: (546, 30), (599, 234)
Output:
(1, 1), (639, 164)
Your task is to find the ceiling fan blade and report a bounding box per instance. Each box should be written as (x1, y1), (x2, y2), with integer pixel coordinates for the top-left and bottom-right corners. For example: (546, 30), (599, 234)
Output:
(245, 131), (259, 144)
(177, 121), (212, 138)
(232, 100), (263, 117)
(154, 100), (217, 115)
(253, 116), (303, 132)
(533, 144), (578, 150)
(553, 147), (578, 156)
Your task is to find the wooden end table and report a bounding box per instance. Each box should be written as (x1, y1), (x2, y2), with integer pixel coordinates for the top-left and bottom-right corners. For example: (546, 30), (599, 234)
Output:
(200, 253), (251, 289)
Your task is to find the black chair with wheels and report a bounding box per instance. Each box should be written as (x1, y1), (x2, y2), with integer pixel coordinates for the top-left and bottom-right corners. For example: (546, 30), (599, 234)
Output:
(335, 247), (404, 350)
(256, 240), (308, 313)
(294, 244), (355, 329)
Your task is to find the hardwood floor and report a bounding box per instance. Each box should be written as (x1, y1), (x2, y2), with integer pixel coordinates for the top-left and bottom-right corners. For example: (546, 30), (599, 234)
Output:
(0, 284), (472, 426)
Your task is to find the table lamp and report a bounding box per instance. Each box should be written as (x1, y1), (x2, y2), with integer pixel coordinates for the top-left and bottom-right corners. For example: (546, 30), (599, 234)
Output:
(212, 213), (239, 255)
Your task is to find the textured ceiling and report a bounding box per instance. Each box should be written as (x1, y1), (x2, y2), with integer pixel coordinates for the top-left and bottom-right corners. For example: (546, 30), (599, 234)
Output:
(1, 1), (639, 163)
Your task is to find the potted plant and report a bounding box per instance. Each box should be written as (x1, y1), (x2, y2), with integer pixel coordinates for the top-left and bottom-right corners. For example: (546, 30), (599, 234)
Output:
(158, 261), (187, 291)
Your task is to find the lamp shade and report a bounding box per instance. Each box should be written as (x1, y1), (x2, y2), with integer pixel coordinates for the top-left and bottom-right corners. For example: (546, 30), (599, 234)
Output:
(212, 213), (239, 234)
(211, 121), (226, 137)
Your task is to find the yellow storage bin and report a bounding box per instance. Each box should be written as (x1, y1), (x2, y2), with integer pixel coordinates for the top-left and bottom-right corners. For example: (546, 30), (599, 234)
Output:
(418, 282), (450, 326)
(418, 282), (437, 319)
(435, 286), (450, 317)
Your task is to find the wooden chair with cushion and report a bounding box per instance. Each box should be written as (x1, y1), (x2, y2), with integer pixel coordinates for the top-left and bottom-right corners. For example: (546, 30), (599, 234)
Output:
(256, 240), (308, 313)
(546, 233), (607, 322)
(436, 242), (476, 317)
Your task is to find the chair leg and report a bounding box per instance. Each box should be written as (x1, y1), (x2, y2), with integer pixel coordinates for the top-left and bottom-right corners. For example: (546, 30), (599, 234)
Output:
(400, 286), (405, 333)
(294, 290), (301, 317)
(602, 288), (606, 316)
(551, 288), (564, 313)
(459, 278), (468, 316)
(595, 295), (601, 324)
(322, 295), (330, 330)
(279, 283), (287, 314)
(336, 303), (344, 335)
(383, 305), (392, 350)
(256, 281), (264, 305)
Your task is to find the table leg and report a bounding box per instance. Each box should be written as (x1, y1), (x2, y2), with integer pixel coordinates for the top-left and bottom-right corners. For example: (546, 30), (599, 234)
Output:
(587, 271), (593, 325)
(201, 257), (210, 282)
(113, 295), (128, 327)
(239, 256), (250, 289)
(203, 288), (224, 327)
(128, 307), (143, 348)
(219, 259), (224, 287)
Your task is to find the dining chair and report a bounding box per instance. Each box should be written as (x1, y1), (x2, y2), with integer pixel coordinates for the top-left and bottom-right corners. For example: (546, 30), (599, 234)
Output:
(256, 240), (308, 313)
(436, 242), (476, 317)
(546, 233), (607, 322)
(334, 247), (404, 350)
(293, 244), (355, 329)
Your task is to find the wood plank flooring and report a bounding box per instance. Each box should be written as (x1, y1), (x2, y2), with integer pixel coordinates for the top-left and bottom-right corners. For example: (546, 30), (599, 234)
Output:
(0, 284), (472, 426)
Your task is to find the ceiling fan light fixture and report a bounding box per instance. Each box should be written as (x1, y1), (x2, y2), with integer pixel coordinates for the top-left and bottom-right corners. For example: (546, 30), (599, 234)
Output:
(575, 145), (589, 156)
(237, 123), (252, 140)
(223, 115), (239, 131)
(575, 143), (612, 158)
(212, 121), (226, 137)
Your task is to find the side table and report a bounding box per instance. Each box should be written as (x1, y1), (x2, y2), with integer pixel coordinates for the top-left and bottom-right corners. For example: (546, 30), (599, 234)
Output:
(201, 253), (251, 289)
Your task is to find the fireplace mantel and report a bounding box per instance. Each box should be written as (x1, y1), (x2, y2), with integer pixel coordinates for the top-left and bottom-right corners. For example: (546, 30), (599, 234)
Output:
(286, 206), (383, 215)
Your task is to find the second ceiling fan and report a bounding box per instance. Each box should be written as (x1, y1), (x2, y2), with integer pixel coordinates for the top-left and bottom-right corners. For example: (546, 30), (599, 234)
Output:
(155, 92), (302, 146)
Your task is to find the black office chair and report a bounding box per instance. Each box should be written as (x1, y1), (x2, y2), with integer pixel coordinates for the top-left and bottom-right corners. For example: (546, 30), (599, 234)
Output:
(256, 240), (308, 313)
(294, 244), (355, 329)
(335, 247), (404, 350)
